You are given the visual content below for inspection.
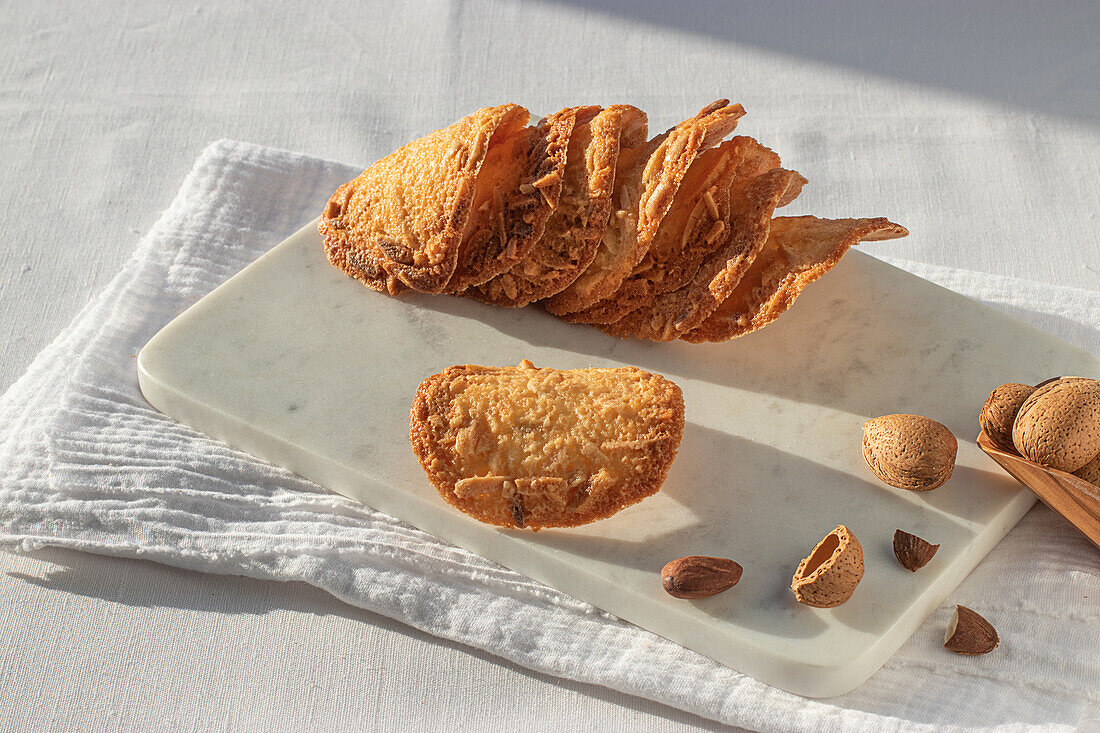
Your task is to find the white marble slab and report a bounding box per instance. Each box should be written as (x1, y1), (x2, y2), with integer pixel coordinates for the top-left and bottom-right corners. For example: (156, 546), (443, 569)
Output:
(137, 219), (1099, 698)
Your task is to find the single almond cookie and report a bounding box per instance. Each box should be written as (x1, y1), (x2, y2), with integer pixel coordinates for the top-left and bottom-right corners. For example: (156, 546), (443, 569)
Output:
(546, 99), (745, 318)
(471, 105), (647, 308)
(791, 524), (864, 608)
(409, 360), (684, 529)
(684, 215), (908, 342)
(446, 107), (576, 292)
(321, 104), (530, 294)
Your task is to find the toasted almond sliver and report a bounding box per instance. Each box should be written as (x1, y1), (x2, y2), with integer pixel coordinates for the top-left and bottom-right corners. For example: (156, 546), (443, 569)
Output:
(703, 189), (720, 220)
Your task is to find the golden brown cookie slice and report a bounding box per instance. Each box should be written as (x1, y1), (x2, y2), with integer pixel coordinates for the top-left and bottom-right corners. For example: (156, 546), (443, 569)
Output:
(683, 216), (908, 342)
(562, 136), (794, 325)
(320, 104), (530, 295)
(598, 167), (804, 341)
(545, 100), (744, 317)
(410, 360), (684, 529)
(445, 107), (576, 292)
(470, 105), (647, 307)
(652, 138), (804, 298)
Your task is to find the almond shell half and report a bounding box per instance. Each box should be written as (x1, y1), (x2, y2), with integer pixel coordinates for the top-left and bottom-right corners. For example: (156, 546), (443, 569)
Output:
(944, 605), (999, 655)
(791, 524), (864, 608)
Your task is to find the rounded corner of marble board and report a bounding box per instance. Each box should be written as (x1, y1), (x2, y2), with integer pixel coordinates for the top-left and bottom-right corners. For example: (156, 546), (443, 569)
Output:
(135, 341), (170, 412)
(769, 645), (887, 699)
(136, 331), (164, 379)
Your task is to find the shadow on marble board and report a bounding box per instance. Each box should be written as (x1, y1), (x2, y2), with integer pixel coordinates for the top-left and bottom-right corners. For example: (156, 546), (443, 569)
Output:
(918, 464), (1021, 522)
(991, 301), (1099, 359)
(536, 0), (1100, 126)
(526, 423), (957, 640)
(403, 274), (886, 413)
(404, 252), (1085, 437)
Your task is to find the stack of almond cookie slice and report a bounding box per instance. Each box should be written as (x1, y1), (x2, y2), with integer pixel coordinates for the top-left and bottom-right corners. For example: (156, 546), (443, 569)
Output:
(320, 100), (908, 342)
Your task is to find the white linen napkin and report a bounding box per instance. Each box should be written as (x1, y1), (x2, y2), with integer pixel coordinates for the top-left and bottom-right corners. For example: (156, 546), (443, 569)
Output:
(1, 140), (1097, 733)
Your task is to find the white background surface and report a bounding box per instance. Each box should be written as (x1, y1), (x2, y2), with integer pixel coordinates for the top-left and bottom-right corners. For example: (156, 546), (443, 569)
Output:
(0, 1), (1097, 731)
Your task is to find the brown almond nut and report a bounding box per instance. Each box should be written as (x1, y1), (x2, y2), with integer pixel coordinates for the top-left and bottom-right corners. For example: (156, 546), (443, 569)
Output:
(661, 556), (743, 599)
(892, 529), (939, 572)
(1074, 453), (1100, 486)
(944, 605), (999, 655)
(979, 383), (1035, 453)
(862, 414), (958, 491)
(1012, 377), (1100, 473)
(791, 525), (864, 608)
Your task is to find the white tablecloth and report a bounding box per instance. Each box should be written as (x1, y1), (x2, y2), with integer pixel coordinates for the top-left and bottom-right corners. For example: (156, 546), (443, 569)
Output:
(1, 2), (1097, 731)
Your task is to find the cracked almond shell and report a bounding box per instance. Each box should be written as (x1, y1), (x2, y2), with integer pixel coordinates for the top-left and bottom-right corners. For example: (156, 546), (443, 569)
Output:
(1011, 377), (1100, 473)
(862, 414), (957, 491)
(791, 524), (864, 608)
(892, 529), (939, 572)
(944, 605), (999, 655)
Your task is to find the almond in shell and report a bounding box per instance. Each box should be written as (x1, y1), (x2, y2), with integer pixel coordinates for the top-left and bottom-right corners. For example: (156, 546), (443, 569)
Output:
(979, 383), (1035, 453)
(1011, 377), (1100, 473)
(862, 414), (957, 491)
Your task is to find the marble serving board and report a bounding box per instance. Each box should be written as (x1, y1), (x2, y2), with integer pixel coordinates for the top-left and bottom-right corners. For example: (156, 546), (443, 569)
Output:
(137, 219), (1099, 698)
